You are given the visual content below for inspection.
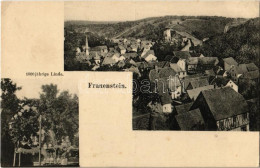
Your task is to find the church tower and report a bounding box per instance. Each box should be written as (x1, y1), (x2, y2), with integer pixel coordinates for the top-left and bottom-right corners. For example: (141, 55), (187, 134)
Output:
(86, 34), (89, 56)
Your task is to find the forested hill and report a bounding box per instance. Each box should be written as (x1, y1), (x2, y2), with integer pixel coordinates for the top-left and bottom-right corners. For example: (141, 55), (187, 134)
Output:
(65, 16), (247, 41)
(196, 17), (260, 67)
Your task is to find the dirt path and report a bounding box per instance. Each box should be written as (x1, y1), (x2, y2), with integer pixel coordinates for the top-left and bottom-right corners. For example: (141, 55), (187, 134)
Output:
(112, 24), (141, 39)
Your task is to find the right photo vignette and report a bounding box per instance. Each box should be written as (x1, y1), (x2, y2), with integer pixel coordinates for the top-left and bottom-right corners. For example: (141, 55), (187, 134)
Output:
(64, 1), (259, 131)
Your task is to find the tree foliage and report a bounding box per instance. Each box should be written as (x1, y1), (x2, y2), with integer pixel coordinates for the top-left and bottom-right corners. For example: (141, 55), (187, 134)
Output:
(195, 18), (260, 67)
(1, 79), (21, 166)
(238, 79), (258, 100)
(9, 106), (39, 145)
(38, 84), (79, 145)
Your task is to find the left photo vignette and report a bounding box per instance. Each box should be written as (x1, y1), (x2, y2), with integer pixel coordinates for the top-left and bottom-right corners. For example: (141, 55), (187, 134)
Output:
(1, 78), (79, 167)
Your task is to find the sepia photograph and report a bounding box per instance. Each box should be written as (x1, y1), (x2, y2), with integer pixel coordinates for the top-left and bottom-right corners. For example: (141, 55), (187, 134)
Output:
(1, 78), (79, 167)
(64, 1), (259, 131)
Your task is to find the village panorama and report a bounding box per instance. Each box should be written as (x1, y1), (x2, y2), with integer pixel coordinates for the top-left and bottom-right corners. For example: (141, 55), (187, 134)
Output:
(64, 16), (259, 131)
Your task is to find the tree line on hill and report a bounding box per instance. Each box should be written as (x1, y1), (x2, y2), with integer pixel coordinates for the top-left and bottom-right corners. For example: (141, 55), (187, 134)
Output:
(194, 18), (260, 67)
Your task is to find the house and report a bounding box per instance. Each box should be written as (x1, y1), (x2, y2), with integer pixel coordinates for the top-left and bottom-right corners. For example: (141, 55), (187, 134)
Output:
(229, 63), (259, 82)
(239, 63), (259, 82)
(190, 87), (249, 131)
(109, 47), (115, 52)
(140, 45), (151, 56)
(229, 65), (245, 82)
(142, 50), (157, 62)
(170, 63), (187, 78)
(174, 102), (193, 115)
(118, 55), (126, 61)
(245, 63), (259, 72)
(140, 46), (150, 56)
(128, 44), (138, 52)
(86, 51), (97, 62)
(168, 76), (182, 99)
(123, 53), (138, 59)
(222, 57), (238, 71)
(176, 58), (186, 71)
(157, 75), (182, 100)
(118, 45), (126, 54)
(187, 57), (199, 73)
(211, 77), (238, 92)
(175, 109), (205, 130)
(186, 78), (209, 90)
(160, 93), (172, 113)
(105, 50), (119, 56)
(102, 56), (117, 66)
(172, 51), (191, 71)
(158, 68), (177, 79)
(187, 85), (214, 101)
(197, 57), (219, 72)
(157, 76), (173, 113)
(141, 40), (153, 49)
(125, 58), (137, 67)
(239, 70), (259, 83)
(182, 74), (209, 91)
(90, 45), (108, 54)
(75, 52), (89, 63)
(110, 53), (121, 63)
(117, 60), (125, 68)
(94, 52), (101, 65)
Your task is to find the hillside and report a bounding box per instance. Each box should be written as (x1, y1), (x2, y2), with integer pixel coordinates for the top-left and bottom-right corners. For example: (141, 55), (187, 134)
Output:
(196, 17), (260, 67)
(65, 16), (247, 41)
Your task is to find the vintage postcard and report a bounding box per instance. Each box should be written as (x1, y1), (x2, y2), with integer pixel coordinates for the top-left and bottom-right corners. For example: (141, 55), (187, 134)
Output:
(1, 1), (260, 167)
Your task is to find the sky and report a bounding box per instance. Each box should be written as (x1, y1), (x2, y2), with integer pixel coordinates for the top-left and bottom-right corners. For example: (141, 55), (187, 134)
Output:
(65, 1), (259, 21)
(12, 78), (78, 99)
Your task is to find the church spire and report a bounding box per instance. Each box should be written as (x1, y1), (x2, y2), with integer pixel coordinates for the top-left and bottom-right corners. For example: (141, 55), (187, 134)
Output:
(86, 34), (89, 56)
